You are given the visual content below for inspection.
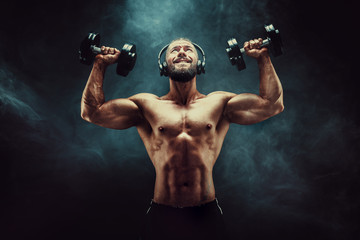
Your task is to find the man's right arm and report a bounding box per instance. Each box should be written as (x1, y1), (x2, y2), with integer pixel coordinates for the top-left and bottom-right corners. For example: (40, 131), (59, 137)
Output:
(80, 47), (143, 130)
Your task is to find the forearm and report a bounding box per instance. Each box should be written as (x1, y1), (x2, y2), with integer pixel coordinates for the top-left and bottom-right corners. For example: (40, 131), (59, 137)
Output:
(257, 54), (283, 105)
(81, 61), (107, 120)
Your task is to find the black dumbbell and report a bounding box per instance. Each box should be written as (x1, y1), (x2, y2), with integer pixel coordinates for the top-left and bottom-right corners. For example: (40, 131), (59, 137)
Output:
(226, 24), (283, 71)
(79, 32), (137, 77)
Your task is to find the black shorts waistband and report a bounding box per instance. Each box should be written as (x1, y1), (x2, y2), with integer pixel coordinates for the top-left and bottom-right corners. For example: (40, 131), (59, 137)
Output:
(146, 198), (223, 215)
(151, 198), (218, 208)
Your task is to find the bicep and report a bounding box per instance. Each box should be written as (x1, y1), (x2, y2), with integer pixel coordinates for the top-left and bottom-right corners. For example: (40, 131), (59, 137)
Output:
(91, 98), (143, 129)
(224, 93), (278, 125)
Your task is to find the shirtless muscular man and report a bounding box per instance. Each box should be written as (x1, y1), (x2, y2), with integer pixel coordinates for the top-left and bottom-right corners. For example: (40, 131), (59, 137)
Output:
(81, 37), (284, 240)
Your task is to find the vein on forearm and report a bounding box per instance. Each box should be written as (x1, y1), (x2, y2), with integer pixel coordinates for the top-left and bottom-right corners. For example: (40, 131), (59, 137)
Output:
(83, 63), (106, 108)
(258, 56), (283, 103)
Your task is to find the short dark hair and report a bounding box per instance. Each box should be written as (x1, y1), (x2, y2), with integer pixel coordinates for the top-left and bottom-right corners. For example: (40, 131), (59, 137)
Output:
(168, 37), (193, 45)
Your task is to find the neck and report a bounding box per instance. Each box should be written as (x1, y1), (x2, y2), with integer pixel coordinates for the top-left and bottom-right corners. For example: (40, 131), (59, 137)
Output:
(167, 76), (200, 105)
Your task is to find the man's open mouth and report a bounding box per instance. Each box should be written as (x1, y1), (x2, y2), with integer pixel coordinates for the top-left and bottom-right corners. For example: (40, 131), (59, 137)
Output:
(174, 58), (192, 63)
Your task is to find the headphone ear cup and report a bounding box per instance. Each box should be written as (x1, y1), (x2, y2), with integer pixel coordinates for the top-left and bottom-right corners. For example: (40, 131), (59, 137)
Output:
(162, 61), (168, 77)
(201, 61), (206, 74)
(159, 63), (164, 76)
(197, 60), (202, 75)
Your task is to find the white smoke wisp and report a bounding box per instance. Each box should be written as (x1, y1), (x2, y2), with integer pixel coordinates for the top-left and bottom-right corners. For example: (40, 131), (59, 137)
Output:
(0, 68), (42, 124)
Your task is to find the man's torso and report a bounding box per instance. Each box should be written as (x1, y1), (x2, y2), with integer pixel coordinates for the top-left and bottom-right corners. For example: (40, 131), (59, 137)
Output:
(131, 91), (235, 207)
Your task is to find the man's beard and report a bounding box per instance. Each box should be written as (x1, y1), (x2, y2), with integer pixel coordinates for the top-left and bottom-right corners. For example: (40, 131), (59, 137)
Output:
(168, 64), (196, 82)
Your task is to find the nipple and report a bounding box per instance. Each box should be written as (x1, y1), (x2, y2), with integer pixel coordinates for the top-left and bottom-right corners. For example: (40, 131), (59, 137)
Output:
(158, 126), (164, 132)
(206, 124), (212, 130)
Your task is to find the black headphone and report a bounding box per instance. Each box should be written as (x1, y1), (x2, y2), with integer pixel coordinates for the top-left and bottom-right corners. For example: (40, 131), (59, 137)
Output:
(158, 42), (206, 77)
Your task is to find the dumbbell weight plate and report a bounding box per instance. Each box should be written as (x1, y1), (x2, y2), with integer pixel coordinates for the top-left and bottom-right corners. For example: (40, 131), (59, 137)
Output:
(264, 24), (283, 57)
(226, 38), (246, 70)
(79, 33), (100, 65)
(116, 43), (137, 77)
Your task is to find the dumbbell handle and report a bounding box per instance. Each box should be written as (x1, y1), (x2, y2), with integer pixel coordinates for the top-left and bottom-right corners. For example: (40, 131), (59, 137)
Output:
(90, 44), (136, 59)
(90, 45), (102, 54)
(240, 38), (270, 54)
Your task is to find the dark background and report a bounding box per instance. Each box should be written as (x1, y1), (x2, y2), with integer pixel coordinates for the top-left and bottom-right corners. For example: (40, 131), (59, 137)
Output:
(1, 0), (359, 239)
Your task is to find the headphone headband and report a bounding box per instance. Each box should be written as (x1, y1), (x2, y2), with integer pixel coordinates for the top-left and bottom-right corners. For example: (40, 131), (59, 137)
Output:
(158, 42), (206, 76)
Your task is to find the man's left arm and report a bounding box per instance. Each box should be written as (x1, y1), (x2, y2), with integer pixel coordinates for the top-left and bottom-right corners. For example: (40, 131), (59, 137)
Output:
(223, 38), (284, 125)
